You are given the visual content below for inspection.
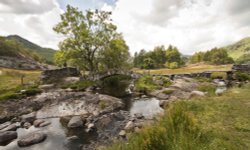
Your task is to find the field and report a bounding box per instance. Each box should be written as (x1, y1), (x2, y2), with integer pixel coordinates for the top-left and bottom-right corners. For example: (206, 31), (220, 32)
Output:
(0, 67), (41, 101)
(108, 84), (250, 150)
(134, 64), (233, 75)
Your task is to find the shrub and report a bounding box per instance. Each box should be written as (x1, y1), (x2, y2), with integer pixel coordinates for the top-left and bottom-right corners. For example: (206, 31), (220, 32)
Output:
(211, 72), (227, 80)
(235, 72), (250, 81)
(135, 76), (157, 93)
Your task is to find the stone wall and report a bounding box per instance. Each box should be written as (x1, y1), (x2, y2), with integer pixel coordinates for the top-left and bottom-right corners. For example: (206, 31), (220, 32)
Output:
(233, 64), (250, 74)
(40, 67), (80, 83)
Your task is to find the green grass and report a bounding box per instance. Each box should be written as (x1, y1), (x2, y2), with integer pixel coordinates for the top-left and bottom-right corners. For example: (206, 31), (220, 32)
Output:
(108, 84), (250, 150)
(61, 80), (95, 91)
(134, 64), (232, 75)
(0, 67), (41, 101)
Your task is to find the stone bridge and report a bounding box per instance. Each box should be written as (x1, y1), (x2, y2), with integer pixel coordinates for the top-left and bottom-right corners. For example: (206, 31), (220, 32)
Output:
(87, 69), (141, 81)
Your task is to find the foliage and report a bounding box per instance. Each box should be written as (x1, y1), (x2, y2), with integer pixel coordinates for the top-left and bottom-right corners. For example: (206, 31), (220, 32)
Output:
(190, 48), (234, 65)
(6, 35), (56, 64)
(235, 71), (250, 81)
(54, 5), (130, 72)
(61, 80), (95, 91)
(133, 45), (185, 69)
(108, 84), (250, 150)
(211, 72), (227, 80)
(135, 76), (157, 93)
(236, 53), (250, 64)
(99, 38), (130, 70)
(54, 50), (68, 67)
(190, 52), (205, 64)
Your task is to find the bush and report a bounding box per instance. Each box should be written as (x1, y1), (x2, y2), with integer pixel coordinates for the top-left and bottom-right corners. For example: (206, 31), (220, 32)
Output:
(135, 76), (157, 93)
(235, 72), (250, 81)
(211, 72), (227, 80)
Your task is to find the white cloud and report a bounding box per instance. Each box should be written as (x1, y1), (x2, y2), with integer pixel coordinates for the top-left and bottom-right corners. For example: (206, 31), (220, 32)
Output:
(111, 0), (250, 55)
(0, 0), (63, 49)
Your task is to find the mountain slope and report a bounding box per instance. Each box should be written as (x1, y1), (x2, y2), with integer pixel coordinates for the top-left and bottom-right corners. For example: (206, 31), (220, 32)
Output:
(0, 36), (45, 70)
(6, 35), (56, 64)
(224, 37), (250, 62)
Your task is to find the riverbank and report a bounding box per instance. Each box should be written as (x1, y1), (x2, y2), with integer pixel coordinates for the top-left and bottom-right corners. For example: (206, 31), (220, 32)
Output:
(107, 83), (250, 150)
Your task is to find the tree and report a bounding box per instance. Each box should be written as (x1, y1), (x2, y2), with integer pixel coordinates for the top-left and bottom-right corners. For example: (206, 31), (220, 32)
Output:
(134, 49), (147, 68)
(190, 52), (205, 64)
(165, 45), (183, 68)
(151, 45), (166, 68)
(99, 37), (130, 70)
(54, 5), (123, 72)
(143, 57), (156, 69)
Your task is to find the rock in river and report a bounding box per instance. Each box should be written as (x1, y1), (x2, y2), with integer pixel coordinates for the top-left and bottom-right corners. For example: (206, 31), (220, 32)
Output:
(33, 119), (45, 127)
(20, 112), (36, 123)
(67, 116), (84, 128)
(18, 132), (47, 147)
(1, 123), (17, 131)
(0, 131), (18, 146)
(39, 121), (51, 127)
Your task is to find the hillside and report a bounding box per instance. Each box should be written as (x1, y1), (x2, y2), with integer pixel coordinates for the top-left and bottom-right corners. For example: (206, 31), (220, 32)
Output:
(0, 36), (46, 70)
(224, 37), (250, 63)
(6, 35), (56, 64)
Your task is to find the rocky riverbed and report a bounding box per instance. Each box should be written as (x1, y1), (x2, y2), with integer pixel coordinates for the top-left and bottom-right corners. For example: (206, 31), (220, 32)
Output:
(0, 76), (228, 150)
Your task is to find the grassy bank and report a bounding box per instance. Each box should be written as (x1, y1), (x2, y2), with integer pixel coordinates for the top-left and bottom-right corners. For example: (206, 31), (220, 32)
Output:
(0, 67), (41, 101)
(108, 84), (250, 150)
(134, 64), (233, 75)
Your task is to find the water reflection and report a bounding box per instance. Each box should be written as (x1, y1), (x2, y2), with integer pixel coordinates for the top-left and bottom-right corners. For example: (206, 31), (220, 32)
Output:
(130, 98), (163, 119)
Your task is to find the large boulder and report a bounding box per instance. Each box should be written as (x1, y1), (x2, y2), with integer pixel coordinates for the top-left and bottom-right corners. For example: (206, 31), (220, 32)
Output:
(0, 121), (11, 130)
(17, 132), (47, 147)
(189, 91), (206, 98)
(67, 116), (84, 128)
(1, 123), (17, 131)
(171, 78), (197, 92)
(0, 131), (18, 146)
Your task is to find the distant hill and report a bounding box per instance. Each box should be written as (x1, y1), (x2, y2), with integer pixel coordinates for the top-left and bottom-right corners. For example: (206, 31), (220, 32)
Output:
(6, 35), (56, 64)
(224, 37), (250, 64)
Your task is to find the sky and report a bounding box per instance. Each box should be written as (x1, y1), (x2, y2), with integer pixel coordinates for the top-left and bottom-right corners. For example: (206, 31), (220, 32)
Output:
(0, 0), (250, 55)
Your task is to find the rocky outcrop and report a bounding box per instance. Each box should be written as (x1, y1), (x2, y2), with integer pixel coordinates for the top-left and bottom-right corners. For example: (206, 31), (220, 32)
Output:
(17, 132), (47, 147)
(0, 131), (18, 146)
(0, 56), (44, 70)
